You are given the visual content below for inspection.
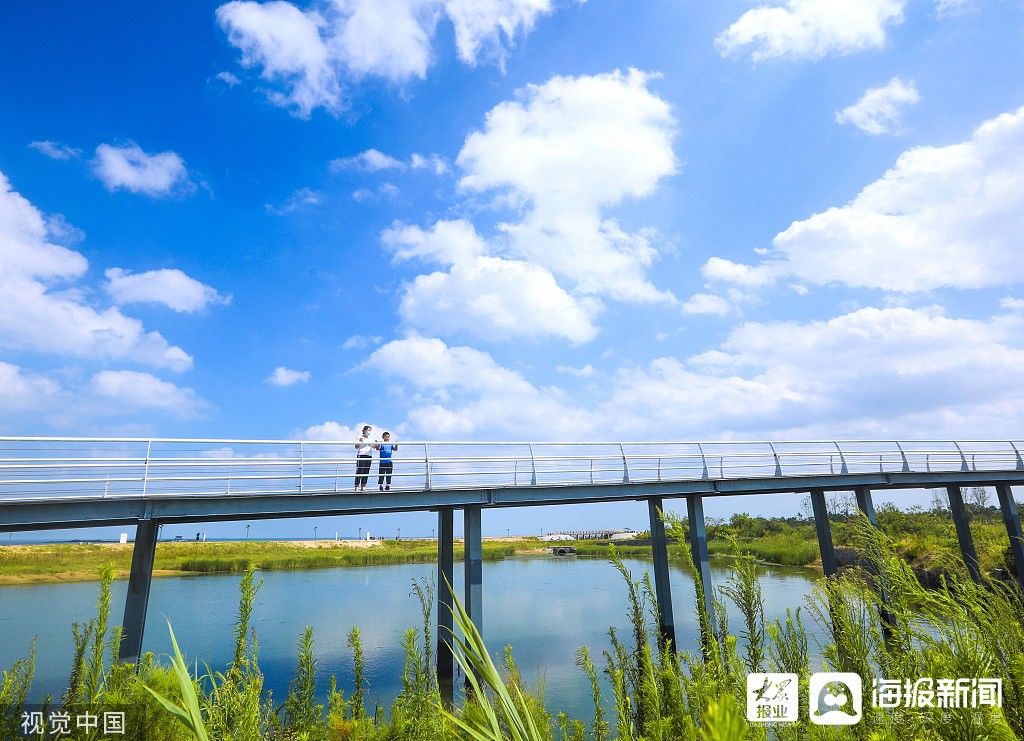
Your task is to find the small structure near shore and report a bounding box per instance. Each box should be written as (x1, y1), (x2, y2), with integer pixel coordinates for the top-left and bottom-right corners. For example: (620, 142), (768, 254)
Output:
(550, 545), (577, 556)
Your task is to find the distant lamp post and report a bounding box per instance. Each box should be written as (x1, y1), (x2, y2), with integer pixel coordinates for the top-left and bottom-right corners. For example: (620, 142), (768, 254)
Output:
(313, 526), (318, 542)
(245, 524), (250, 541)
(506, 528), (510, 538)
(397, 528), (401, 541)
(358, 527), (362, 540)
(432, 527), (435, 540)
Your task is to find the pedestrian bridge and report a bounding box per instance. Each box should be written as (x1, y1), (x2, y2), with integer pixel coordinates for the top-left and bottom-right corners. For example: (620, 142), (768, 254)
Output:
(2, 436), (1023, 702)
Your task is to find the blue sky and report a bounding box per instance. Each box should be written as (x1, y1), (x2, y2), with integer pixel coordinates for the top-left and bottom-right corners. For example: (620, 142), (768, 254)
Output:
(2, 0), (1023, 539)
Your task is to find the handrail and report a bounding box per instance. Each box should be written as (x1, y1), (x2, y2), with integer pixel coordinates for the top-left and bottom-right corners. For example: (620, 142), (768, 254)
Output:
(0, 437), (1019, 504)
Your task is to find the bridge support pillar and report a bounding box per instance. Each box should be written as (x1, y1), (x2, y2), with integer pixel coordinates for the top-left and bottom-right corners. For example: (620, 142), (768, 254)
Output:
(996, 483), (1024, 591)
(855, 486), (879, 528)
(436, 509), (454, 706)
(120, 519), (158, 664)
(810, 489), (838, 577)
(685, 494), (716, 651)
(463, 505), (483, 643)
(947, 485), (983, 583)
(855, 486), (897, 636)
(647, 498), (676, 650)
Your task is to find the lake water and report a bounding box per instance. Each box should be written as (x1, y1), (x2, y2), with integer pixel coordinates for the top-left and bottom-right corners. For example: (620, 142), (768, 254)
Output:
(0, 555), (826, 720)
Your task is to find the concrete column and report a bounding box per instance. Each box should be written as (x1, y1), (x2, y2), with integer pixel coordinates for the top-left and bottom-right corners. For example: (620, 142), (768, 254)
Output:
(996, 483), (1024, 591)
(463, 506), (483, 638)
(855, 486), (879, 528)
(436, 509), (454, 706)
(647, 498), (676, 649)
(685, 494), (715, 650)
(120, 519), (159, 664)
(947, 485), (983, 583)
(810, 489), (838, 577)
(855, 486), (896, 636)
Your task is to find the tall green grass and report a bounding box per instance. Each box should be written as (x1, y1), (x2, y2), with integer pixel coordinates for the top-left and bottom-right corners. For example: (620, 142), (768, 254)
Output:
(3, 517), (1024, 739)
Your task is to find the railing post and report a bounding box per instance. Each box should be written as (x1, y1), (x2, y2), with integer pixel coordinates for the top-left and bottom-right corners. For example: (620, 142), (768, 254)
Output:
(425, 443), (431, 490)
(1011, 441), (1024, 471)
(141, 440), (152, 498)
(121, 518), (159, 664)
(947, 485), (983, 583)
(697, 443), (709, 479)
(810, 489), (838, 577)
(685, 494), (716, 653)
(528, 444), (537, 485)
(996, 483), (1024, 592)
(298, 442), (304, 494)
(619, 443), (629, 483)
(894, 441), (911, 473)
(953, 442), (970, 473)
(769, 442), (782, 476)
(463, 505), (483, 673)
(436, 509), (455, 706)
(648, 498), (676, 649)
(834, 442), (849, 474)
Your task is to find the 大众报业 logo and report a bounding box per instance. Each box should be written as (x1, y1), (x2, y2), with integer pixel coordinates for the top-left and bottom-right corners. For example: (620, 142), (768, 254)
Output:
(746, 673), (798, 722)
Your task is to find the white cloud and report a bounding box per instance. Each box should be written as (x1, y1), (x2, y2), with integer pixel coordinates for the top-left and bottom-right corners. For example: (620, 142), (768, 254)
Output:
(91, 370), (205, 417)
(352, 183), (400, 202)
(717, 0), (906, 62)
(1002, 297), (1024, 312)
(104, 268), (231, 314)
(265, 187), (322, 214)
(409, 152), (449, 174)
(29, 140), (81, 160)
(836, 77), (919, 135)
(456, 68), (678, 304)
(217, 0), (562, 117)
(399, 257), (599, 344)
(342, 334), (383, 349)
(267, 366), (312, 385)
(0, 172), (192, 371)
(681, 292), (732, 316)
(363, 337), (589, 437)
(386, 219), (598, 343)
(934, 0), (974, 17)
(556, 363), (594, 377)
(300, 420), (377, 440)
(0, 362), (60, 411)
(703, 105), (1024, 293)
(369, 306), (1024, 441)
(215, 70), (242, 85)
(93, 143), (192, 197)
(330, 148), (406, 172)
(383, 219), (486, 265)
(216, 0), (341, 118)
(443, 0), (552, 67)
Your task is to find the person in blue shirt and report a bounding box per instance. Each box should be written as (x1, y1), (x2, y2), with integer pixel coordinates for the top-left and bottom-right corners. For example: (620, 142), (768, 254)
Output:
(376, 432), (398, 491)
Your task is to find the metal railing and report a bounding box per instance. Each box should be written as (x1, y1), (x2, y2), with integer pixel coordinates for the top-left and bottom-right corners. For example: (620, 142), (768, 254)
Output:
(0, 437), (1021, 503)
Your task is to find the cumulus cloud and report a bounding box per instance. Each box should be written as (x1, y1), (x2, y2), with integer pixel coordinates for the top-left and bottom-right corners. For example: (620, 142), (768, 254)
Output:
(0, 362), (60, 411)
(457, 69), (677, 304)
(385, 220), (598, 343)
(90, 370), (205, 417)
(364, 306), (1024, 441)
(0, 172), (192, 371)
(836, 77), (919, 135)
(330, 148), (407, 172)
(265, 187), (322, 214)
(267, 366), (312, 386)
(104, 268), (231, 313)
(681, 292), (732, 316)
(342, 334), (383, 349)
(702, 105), (1024, 293)
(300, 420), (375, 440)
(93, 143), (192, 197)
(29, 140), (81, 160)
(409, 152), (448, 174)
(363, 337), (589, 437)
(717, 0), (906, 62)
(217, 0), (558, 117)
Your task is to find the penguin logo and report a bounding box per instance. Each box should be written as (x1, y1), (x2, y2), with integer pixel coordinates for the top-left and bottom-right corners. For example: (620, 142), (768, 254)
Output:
(809, 673), (862, 725)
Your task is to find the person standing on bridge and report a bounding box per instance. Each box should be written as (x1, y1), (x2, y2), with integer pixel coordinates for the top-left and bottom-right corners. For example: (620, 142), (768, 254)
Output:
(375, 431), (398, 491)
(355, 425), (373, 492)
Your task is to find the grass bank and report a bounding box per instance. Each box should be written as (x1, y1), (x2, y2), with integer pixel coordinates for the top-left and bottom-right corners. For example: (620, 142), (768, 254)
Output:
(0, 538), (541, 584)
(567, 503), (1017, 575)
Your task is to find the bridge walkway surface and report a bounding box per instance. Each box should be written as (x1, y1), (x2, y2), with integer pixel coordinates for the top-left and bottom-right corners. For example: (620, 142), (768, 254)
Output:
(2, 437), (1023, 703)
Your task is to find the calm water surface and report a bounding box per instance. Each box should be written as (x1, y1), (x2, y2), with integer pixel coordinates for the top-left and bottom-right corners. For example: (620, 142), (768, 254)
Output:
(0, 555), (825, 720)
